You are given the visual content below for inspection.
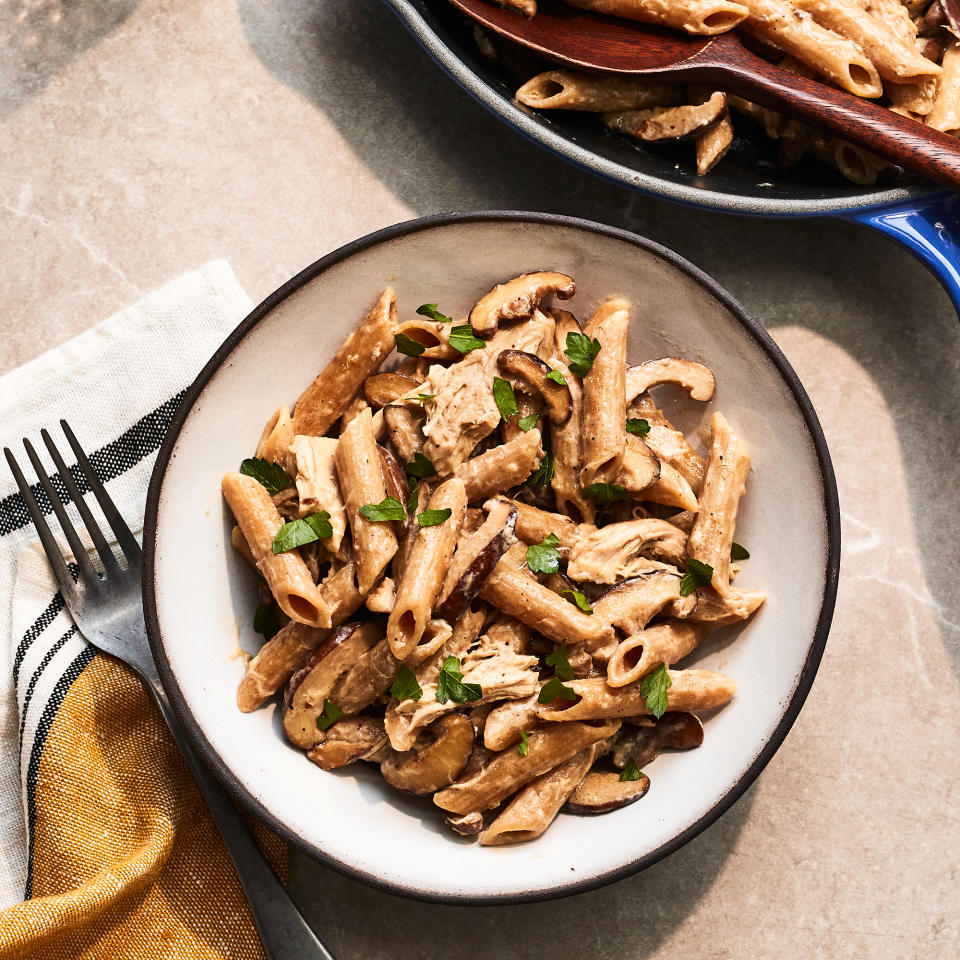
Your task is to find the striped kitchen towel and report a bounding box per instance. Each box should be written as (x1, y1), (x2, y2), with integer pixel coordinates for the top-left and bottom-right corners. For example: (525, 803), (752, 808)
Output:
(0, 262), (285, 958)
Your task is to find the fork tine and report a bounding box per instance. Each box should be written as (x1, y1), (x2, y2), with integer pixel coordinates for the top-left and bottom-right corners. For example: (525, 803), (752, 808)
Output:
(59, 420), (141, 562)
(5, 447), (80, 604)
(22, 438), (100, 585)
(41, 428), (120, 575)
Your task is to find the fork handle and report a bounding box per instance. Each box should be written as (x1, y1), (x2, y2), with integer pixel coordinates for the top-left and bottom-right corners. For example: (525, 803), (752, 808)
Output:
(142, 678), (336, 960)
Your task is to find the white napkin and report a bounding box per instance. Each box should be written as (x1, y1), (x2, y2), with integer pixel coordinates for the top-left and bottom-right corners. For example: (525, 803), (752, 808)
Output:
(0, 261), (252, 909)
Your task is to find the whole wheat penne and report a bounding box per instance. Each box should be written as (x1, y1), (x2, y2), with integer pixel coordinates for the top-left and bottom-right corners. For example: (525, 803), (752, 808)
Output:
(292, 287), (397, 437)
(392, 318), (459, 361)
(928, 42), (960, 134)
(235, 561), (365, 711)
(537, 669), (737, 721)
(738, 0), (883, 98)
(433, 720), (620, 813)
(516, 70), (681, 111)
(484, 694), (540, 750)
(580, 302), (629, 488)
(501, 498), (582, 547)
(794, 0), (940, 83)
(230, 524), (259, 571)
(382, 404), (425, 463)
(289, 435), (346, 553)
(454, 428), (544, 502)
(563, 0), (747, 35)
(335, 408), (399, 594)
(591, 570), (685, 637)
(255, 407), (297, 470)
(696, 112), (734, 173)
(687, 412), (750, 596)
(222, 472), (331, 628)
(603, 92), (728, 141)
(479, 747), (595, 845)
(479, 543), (615, 647)
(388, 478), (468, 659)
(607, 622), (709, 686)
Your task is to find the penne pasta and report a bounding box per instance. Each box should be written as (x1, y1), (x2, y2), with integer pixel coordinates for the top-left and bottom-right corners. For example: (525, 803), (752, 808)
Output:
(292, 287), (397, 437)
(606, 621), (709, 686)
(563, 0), (748, 35)
(335, 408), (399, 594)
(687, 412), (750, 596)
(928, 41), (960, 134)
(516, 70), (681, 111)
(537, 669), (737, 722)
(453, 428), (544, 502)
(222, 472), (332, 628)
(388, 478), (468, 660)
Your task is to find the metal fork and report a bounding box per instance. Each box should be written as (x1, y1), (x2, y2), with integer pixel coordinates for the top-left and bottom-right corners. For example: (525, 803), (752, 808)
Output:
(5, 421), (335, 960)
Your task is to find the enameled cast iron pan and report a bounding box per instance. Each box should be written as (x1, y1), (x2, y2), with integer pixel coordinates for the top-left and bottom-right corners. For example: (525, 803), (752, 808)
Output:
(382, 0), (960, 314)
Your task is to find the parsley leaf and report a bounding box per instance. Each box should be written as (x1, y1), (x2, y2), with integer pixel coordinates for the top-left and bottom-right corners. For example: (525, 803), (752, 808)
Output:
(492, 376), (519, 421)
(546, 369), (566, 385)
(583, 482), (627, 513)
(731, 542), (750, 561)
(406, 453), (437, 478)
(619, 758), (643, 782)
(626, 418), (651, 437)
(416, 302), (452, 323)
(538, 675), (577, 704)
(272, 512), (333, 553)
(564, 332), (601, 377)
(526, 532), (561, 574)
(252, 602), (280, 641)
(404, 393), (435, 408)
(240, 458), (292, 496)
(518, 414), (540, 432)
(544, 640), (574, 681)
(359, 496), (406, 522)
(418, 508), (452, 528)
(389, 665), (423, 702)
(679, 557), (714, 597)
(395, 332), (426, 357)
(436, 656), (482, 704)
(640, 663), (672, 718)
(517, 731), (530, 756)
(526, 452), (555, 487)
(316, 698), (343, 731)
(406, 477), (419, 515)
(563, 589), (593, 615)
(449, 323), (486, 354)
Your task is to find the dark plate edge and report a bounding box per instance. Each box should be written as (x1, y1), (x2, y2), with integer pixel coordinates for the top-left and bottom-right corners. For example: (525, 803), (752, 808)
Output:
(379, 0), (932, 217)
(143, 210), (841, 905)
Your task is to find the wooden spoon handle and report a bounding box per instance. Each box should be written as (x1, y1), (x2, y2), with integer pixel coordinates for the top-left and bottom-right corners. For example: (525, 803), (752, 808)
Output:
(718, 49), (960, 192)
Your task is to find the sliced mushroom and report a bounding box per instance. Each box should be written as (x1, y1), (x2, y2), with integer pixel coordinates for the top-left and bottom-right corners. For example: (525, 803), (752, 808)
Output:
(383, 404), (425, 463)
(564, 769), (650, 814)
(611, 712), (704, 770)
(617, 434), (661, 496)
(381, 714), (475, 795)
(603, 92), (727, 142)
(469, 271), (575, 338)
(592, 570), (684, 636)
(434, 500), (518, 622)
(445, 811), (484, 837)
(630, 394), (706, 494)
(497, 350), (572, 425)
(306, 717), (390, 770)
(283, 621), (381, 748)
(377, 444), (409, 505)
(625, 358), (716, 403)
(364, 372), (422, 408)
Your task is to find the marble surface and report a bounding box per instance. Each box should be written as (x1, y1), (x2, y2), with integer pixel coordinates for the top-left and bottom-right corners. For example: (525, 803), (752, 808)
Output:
(2, 0), (959, 957)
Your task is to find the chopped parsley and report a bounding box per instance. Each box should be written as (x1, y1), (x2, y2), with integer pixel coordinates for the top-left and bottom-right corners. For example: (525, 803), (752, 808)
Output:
(517, 414), (540, 432)
(239, 458), (292, 496)
(640, 663), (672, 719)
(626, 418), (651, 436)
(406, 453), (437, 478)
(435, 656), (482, 704)
(526, 452), (555, 487)
(731, 542), (750, 561)
(416, 302), (452, 323)
(406, 478), (420, 515)
(583, 482), (627, 514)
(525, 532), (561, 575)
(546, 369), (566, 385)
(564, 332), (601, 377)
(448, 323), (486, 354)
(538, 675), (577, 704)
(359, 497), (406, 522)
(394, 332), (426, 357)
(272, 512), (332, 553)
(252, 602), (280, 642)
(544, 640), (574, 681)
(418, 507), (452, 527)
(679, 557), (714, 597)
(492, 376), (519, 421)
(563, 588), (593, 615)
(316, 698), (343, 732)
(517, 731), (530, 756)
(619, 758), (643, 782)
(389, 665), (423, 702)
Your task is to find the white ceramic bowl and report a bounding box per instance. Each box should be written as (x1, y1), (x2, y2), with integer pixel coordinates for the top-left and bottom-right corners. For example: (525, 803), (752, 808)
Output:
(144, 212), (839, 903)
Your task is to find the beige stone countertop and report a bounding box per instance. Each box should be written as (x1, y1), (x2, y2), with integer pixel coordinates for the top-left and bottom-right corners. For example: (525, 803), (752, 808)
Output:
(3, 1), (959, 957)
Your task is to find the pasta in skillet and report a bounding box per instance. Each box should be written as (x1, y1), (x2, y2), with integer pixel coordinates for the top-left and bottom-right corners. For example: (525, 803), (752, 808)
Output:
(223, 275), (764, 844)
(502, 0), (960, 182)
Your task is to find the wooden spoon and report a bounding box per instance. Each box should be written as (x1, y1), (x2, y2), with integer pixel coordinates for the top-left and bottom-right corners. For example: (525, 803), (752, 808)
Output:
(448, 0), (960, 192)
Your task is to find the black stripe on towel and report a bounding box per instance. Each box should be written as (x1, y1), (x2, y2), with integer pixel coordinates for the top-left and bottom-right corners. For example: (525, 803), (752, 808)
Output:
(0, 390), (186, 537)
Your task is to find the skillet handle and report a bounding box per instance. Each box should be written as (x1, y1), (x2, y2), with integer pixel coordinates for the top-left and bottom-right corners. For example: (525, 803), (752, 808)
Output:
(847, 193), (960, 318)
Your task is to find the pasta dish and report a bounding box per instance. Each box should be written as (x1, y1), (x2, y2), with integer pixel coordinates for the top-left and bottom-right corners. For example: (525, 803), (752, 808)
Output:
(222, 275), (763, 844)
(491, 0), (960, 183)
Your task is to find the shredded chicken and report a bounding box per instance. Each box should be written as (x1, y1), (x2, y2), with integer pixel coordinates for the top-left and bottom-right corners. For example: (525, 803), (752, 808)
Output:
(567, 519), (687, 584)
(289, 435), (347, 552)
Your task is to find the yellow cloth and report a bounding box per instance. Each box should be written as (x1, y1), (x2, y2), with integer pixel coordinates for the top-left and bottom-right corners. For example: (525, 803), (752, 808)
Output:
(0, 655), (285, 959)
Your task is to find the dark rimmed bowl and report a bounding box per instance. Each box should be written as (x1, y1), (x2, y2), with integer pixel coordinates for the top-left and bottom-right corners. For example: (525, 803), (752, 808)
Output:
(144, 211), (840, 903)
